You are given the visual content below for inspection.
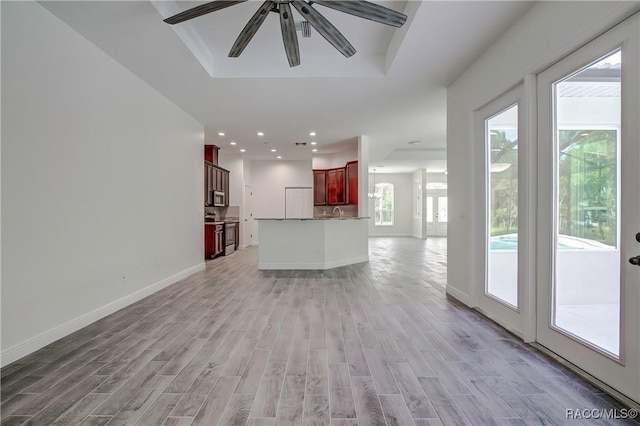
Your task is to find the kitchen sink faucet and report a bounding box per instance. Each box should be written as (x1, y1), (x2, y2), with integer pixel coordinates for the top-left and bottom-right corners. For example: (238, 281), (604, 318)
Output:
(332, 206), (344, 217)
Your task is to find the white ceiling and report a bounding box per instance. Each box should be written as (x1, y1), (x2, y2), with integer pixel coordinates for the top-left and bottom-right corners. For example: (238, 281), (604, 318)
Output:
(42, 0), (533, 173)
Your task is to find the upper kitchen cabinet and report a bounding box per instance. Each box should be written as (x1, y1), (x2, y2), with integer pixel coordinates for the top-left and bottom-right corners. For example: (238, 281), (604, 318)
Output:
(204, 145), (219, 165)
(204, 145), (230, 207)
(313, 161), (358, 206)
(346, 161), (358, 205)
(326, 168), (345, 205)
(313, 170), (327, 205)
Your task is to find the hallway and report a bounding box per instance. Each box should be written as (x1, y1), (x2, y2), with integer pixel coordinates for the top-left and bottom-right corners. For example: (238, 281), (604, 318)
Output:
(1, 238), (635, 425)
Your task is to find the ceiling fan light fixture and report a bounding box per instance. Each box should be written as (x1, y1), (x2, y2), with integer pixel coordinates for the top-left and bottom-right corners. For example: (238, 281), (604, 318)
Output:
(164, 0), (407, 67)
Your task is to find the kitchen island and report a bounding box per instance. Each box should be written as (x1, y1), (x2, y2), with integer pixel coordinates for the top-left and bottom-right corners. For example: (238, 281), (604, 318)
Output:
(256, 217), (369, 270)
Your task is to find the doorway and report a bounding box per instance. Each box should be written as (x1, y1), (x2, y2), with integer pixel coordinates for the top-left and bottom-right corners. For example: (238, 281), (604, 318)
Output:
(426, 187), (448, 237)
(536, 14), (640, 403)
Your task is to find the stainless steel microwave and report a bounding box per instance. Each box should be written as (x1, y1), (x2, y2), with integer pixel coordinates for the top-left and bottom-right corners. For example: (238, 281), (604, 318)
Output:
(213, 191), (225, 206)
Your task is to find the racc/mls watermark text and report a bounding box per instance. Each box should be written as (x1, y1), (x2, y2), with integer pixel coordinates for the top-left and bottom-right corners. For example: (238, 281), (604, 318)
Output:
(566, 408), (638, 420)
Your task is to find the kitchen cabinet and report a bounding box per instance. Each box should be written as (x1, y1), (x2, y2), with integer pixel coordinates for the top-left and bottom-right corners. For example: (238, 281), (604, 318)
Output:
(313, 161), (357, 206)
(222, 171), (229, 206)
(205, 223), (225, 259)
(314, 170), (327, 205)
(204, 224), (214, 259)
(205, 145), (219, 165)
(215, 168), (223, 191)
(214, 224), (224, 257)
(327, 168), (346, 205)
(204, 161), (230, 206)
(346, 161), (358, 205)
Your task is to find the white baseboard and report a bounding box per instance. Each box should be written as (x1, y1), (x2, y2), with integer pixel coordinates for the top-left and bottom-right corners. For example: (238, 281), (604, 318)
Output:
(1, 262), (205, 367)
(445, 285), (470, 305)
(259, 255), (369, 271)
(368, 233), (413, 238)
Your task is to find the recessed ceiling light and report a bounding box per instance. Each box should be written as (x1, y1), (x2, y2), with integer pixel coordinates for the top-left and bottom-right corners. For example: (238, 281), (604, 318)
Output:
(580, 132), (590, 136)
(230, 141), (237, 145)
(240, 149), (246, 153)
(277, 155), (282, 159)
(310, 141), (317, 145)
(309, 131), (316, 136)
(257, 132), (264, 136)
(271, 149), (277, 152)
(408, 141), (420, 145)
(312, 149), (318, 152)
(218, 132), (225, 136)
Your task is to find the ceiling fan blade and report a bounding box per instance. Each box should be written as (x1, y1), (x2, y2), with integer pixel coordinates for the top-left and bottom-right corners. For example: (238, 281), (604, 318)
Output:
(279, 3), (300, 67)
(313, 0), (407, 28)
(291, 0), (356, 58)
(164, 0), (247, 25)
(229, 1), (274, 58)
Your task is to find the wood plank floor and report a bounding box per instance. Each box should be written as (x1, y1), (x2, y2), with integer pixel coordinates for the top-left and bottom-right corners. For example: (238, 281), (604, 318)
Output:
(2, 237), (637, 425)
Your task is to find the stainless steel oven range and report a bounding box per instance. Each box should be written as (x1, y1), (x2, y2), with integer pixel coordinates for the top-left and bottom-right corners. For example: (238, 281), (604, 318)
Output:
(224, 222), (235, 256)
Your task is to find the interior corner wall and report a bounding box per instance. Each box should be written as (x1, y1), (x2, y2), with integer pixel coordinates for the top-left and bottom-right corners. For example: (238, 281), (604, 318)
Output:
(446, 1), (638, 305)
(1, 2), (204, 365)
(368, 173), (413, 237)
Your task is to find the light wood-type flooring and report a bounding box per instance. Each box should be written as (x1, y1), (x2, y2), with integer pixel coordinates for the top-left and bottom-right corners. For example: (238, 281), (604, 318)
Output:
(2, 237), (637, 425)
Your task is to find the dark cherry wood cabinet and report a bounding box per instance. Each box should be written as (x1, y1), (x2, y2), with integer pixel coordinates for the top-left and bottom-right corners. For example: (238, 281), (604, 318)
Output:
(222, 171), (229, 206)
(346, 161), (358, 205)
(205, 223), (225, 259)
(313, 161), (358, 206)
(327, 168), (346, 205)
(214, 224), (224, 257)
(314, 170), (327, 205)
(204, 161), (230, 206)
(204, 224), (214, 259)
(204, 145), (219, 165)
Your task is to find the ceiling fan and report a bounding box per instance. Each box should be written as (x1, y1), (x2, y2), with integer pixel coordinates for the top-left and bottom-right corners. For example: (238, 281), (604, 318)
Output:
(163, 0), (407, 67)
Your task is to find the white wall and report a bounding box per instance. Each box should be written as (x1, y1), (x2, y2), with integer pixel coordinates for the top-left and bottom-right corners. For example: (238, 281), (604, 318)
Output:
(446, 1), (638, 304)
(368, 173), (413, 236)
(1, 2), (204, 364)
(219, 153), (244, 208)
(249, 160), (313, 240)
(312, 150), (357, 169)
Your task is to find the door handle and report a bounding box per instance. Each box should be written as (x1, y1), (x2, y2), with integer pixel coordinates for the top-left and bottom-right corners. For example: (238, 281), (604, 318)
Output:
(630, 256), (640, 266)
(636, 232), (640, 243)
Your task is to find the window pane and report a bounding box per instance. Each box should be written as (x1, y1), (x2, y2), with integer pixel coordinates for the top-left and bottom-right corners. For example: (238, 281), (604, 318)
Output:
(487, 104), (519, 308)
(438, 197), (448, 223)
(374, 183), (394, 226)
(553, 50), (621, 356)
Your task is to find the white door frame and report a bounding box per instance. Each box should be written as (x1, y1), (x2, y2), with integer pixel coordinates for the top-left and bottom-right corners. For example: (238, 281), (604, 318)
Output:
(426, 191), (448, 237)
(243, 184), (255, 247)
(470, 81), (537, 342)
(536, 14), (640, 404)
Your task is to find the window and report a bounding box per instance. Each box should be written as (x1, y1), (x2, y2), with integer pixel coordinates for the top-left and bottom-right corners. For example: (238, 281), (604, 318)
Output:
(374, 183), (394, 226)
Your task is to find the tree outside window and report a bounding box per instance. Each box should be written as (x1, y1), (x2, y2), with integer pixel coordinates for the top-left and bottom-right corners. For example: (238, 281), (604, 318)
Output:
(374, 183), (394, 226)
(558, 129), (618, 246)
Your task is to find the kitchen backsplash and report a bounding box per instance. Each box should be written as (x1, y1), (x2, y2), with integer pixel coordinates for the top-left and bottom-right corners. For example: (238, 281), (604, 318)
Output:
(225, 206), (239, 218)
(205, 205), (239, 220)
